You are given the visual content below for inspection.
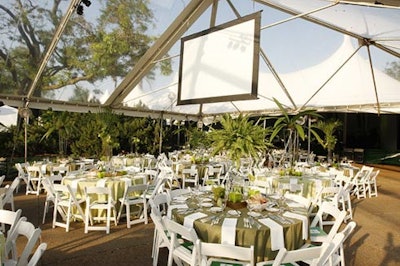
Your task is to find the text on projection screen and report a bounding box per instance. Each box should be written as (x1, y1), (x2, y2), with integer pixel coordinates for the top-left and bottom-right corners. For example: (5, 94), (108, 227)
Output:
(178, 15), (259, 105)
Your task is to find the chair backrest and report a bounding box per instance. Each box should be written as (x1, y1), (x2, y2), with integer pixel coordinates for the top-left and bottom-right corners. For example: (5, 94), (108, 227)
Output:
(163, 216), (198, 246)
(53, 183), (85, 217)
(284, 193), (311, 209)
(353, 165), (373, 182)
(6, 219), (42, 265)
(319, 232), (346, 266)
(0, 175), (5, 186)
(85, 186), (113, 203)
(369, 170), (380, 182)
(52, 165), (69, 176)
(149, 193), (169, 216)
(15, 163), (28, 179)
(0, 209), (22, 236)
(27, 242), (47, 266)
(166, 188), (191, 204)
(26, 166), (43, 178)
(341, 221), (357, 243)
(48, 174), (64, 184)
(271, 245), (326, 266)
(2, 177), (20, 208)
(197, 239), (254, 266)
(124, 184), (148, 200)
(311, 202), (347, 242)
(163, 216), (199, 266)
(41, 178), (56, 198)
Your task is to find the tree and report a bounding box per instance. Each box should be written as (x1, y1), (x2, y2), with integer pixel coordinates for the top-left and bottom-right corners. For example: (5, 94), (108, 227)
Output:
(0, 0), (171, 99)
(41, 110), (79, 155)
(385, 60), (400, 81)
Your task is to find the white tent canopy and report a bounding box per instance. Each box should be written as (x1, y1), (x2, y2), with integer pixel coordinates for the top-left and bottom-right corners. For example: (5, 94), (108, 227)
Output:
(1, 0), (400, 120)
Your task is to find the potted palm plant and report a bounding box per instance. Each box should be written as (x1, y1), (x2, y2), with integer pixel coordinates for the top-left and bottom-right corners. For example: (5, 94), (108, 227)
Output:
(312, 118), (342, 163)
(269, 98), (321, 167)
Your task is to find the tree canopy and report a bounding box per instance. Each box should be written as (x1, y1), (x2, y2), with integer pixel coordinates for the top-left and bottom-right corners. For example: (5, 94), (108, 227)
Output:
(0, 0), (171, 102)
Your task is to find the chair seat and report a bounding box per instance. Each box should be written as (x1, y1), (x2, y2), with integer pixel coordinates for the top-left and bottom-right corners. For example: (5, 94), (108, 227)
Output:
(310, 226), (328, 242)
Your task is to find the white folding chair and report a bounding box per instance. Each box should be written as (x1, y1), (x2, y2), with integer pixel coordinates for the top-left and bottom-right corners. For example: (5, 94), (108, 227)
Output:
(117, 184), (148, 228)
(163, 216), (199, 266)
(25, 165), (44, 195)
(309, 202), (347, 243)
(202, 165), (222, 186)
(4, 219), (42, 265)
(84, 186), (117, 234)
(367, 170), (380, 197)
(27, 242), (47, 266)
(331, 221), (357, 266)
(257, 243), (333, 266)
(52, 183), (85, 232)
(14, 163), (31, 194)
(41, 178), (63, 224)
(0, 209), (22, 237)
(0, 175), (5, 187)
(1, 177), (20, 211)
(181, 166), (199, 189)
(350, 165), (373, 199)
(197, 239), (254, 266)
(150, 212), (171, 266)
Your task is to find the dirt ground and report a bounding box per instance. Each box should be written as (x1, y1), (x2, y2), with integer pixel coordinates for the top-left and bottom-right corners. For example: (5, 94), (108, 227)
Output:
(7, 163), (400, 265)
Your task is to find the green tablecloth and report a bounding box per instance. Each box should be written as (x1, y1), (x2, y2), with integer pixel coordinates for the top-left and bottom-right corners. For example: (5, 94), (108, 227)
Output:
(172, 192), (307, 262)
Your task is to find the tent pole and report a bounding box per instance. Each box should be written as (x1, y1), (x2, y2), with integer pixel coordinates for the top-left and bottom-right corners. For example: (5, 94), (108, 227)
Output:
(159, 114), (163, 155)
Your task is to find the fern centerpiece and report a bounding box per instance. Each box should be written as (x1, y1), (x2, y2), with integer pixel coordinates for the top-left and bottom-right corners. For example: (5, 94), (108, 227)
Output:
(208, 114), (270, 169)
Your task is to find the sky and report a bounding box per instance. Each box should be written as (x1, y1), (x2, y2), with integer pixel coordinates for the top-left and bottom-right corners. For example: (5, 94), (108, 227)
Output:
(1, 0), (398, 113)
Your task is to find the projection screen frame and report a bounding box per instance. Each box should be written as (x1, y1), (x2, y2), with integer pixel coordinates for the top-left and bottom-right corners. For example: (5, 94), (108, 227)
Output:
(177, 11), (261, 106)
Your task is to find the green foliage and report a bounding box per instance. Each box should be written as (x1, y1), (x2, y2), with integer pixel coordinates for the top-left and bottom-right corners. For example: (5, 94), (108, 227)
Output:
(269, 98), (322, 166)
(312, 119), (342, 156)
(208, 114), (270, 168)
(0, 0), (171, 100)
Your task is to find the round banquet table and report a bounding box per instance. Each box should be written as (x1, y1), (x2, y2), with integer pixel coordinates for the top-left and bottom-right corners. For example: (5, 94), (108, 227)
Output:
(254, 175), (332, 199)
(62, 173), (146, 210)
(171, 191), (307, 262)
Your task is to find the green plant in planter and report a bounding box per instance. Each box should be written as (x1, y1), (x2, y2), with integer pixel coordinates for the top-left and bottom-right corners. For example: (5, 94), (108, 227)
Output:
(312, 119), (342, 163)
(208, 114), (271, 168)
(269, 98), (322, 167)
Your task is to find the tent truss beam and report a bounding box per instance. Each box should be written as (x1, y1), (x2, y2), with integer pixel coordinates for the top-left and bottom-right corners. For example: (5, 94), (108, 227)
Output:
(105, 0), (215, 107)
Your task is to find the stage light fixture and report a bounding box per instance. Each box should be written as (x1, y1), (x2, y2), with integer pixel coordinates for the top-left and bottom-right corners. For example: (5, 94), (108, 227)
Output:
(82, 0), (91, 7)
(76, 4), (84, 15)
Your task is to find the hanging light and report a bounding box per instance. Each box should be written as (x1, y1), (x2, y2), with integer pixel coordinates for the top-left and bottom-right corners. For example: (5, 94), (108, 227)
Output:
(82, 0), (91, 7)
(76, 4), (84, 15)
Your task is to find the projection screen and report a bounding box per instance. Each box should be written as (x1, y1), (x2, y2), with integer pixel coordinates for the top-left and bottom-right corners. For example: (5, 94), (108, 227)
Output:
(177, 12), (261, 105)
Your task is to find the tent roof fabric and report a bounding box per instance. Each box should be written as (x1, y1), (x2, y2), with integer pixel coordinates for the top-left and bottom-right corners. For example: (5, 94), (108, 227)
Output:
(1, 0), (399, 121)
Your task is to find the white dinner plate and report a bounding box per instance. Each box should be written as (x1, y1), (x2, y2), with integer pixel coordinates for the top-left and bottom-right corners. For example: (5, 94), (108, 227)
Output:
(266, 207), (280, 212)
(201, 202), (213, 208)
(228, 210), (241, 216)
(209, 207), (223, 213)
(201, 198), (212, 202)
(247, 211), (261, 217)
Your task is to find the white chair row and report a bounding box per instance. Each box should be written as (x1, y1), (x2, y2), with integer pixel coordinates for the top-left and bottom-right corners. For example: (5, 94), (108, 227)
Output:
(42, 177), (150, 234)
